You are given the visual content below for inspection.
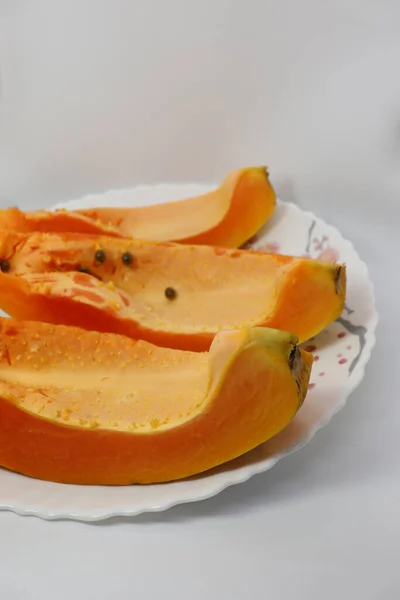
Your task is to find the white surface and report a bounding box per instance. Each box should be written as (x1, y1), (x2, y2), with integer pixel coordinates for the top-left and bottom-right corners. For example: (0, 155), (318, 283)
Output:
(0, 0), (399, 598)
(0, 188), (377, 521)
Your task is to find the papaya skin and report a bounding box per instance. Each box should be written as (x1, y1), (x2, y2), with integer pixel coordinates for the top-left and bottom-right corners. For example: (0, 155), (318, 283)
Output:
(0, 167), (276, 248)
(0, 319), (313, 485)
(0, 231), (346, 350)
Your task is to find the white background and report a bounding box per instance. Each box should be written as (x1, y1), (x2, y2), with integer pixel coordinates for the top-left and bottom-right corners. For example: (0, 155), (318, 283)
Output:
(0, 1), (399, 598)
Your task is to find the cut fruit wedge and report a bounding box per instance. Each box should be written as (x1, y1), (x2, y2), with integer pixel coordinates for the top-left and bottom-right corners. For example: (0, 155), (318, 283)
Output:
(0, 319), (313, 485)
(0, 167), (276, 248)
(0, 231), (346, 350)
(0, 206), (122, 238)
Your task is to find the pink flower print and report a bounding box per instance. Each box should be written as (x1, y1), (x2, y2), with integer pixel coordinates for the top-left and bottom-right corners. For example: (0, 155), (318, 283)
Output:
(313, 235), (329, 252)
(257, 241), (281, 254)
(311, 234), (340, 262)
(317, 247), (340, 262)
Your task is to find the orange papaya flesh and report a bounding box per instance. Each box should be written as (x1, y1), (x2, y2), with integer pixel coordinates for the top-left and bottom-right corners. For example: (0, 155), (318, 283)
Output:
(77, 166), (276, 247)
(0, 319), (313, 484)
(0, 231), (346, 350)
(0, 207), (123, 238)
(0, 167), (276, 247)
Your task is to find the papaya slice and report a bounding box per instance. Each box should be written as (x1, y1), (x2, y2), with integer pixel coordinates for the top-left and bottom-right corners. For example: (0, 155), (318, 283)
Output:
(0, 207), (122, 238)
(0, 167), (276, 247)
(0, 231), (346, 350)
(0, 319), (313, 485)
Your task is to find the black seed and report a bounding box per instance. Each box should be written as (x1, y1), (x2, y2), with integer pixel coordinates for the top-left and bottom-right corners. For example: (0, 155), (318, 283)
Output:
(165, 287), (177, 300)
(94, 249), (106, 264)
(122, 251), (134, 266)
(78, 267), (91, 275)
(0, 260), (10, 273)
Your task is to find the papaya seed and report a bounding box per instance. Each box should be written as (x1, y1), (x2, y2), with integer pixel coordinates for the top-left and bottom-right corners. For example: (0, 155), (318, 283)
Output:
(95, 249), (106, 264)
(0, 260), (10, 273)
(122, 252), (133, 266)
(165, 287), (177, 300)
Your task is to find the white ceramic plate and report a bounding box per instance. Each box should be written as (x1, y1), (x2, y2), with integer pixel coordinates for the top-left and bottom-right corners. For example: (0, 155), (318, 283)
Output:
(0, 183), (378, 521)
